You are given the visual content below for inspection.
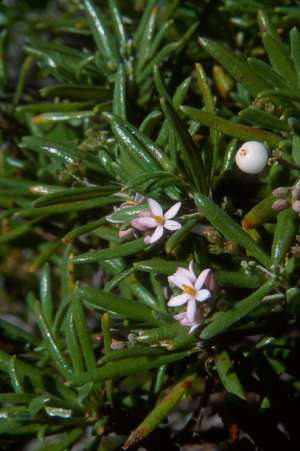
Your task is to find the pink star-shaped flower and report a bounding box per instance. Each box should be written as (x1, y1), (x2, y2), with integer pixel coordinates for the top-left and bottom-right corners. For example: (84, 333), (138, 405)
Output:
(167, 261), (212, 323)
(131, 198), (181, 244)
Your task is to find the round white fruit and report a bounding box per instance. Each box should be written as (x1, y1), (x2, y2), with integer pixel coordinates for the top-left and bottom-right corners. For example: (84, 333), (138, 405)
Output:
(235, 141), (268, 174)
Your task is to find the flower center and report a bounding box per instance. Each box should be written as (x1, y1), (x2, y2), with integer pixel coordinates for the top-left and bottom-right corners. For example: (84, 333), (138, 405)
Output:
(154, 215), (165, 225)
(183, 285), (196, 297)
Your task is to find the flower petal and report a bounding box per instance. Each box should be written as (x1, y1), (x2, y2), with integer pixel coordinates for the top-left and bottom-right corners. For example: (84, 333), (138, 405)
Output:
(167, 293), (190, 307)
(168, 271), (193, 289)
(131, 217), (156, 231)
(206, 272), (217, 292)
(148, 198), (163, 216)
(178, 267), (196, 284)
(186, 299), (197, 322)
(164, 201), (181, 219)
(144, 234), (151, 244)
(149, 225), (164, 243)
(119, 227), (135, 238)
(188, 260), (194, 273)
(195, 268), (212, 290)
(180, 316), (191, 327)
(195, 289), (211, 303)
(173, 312), (185, 322)
(164, 220), (182, 231)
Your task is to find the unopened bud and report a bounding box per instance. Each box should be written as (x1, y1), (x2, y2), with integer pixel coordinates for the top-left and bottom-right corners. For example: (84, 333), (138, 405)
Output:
(272, 199), (289, 211)
(272, 187), (289, 197)
(205, 271), (217, 292)
(292, 187), (300, 200)
(292, 200), (300, 214)
(119, 227), (135, 238)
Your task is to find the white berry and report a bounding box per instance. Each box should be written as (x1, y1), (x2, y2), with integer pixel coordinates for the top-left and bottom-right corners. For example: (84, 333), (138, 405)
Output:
(235, 141), (268, 174)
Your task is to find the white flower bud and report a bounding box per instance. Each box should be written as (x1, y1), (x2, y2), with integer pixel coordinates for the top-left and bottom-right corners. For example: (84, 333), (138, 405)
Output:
(235, 141), (268, 174)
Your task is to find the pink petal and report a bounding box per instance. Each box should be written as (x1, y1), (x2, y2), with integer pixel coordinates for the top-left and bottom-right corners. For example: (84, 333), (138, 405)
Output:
(177, 267), (196, 284)
(180, 316), (191, 327)
(149, 225), (164, 243)
(188, 261), (196, 281)
(144, 234), (151, 244)
(186, 299), (196, 322)
(206, 272), (217, 292)
(164, 220), (182, 231)
(195, 289), (211, 303)
(164, 202), (181, 219)
(148, 198), (163, 216)
(167, 293), (190, 307)
(173, 312), (185, 322)
(131, 217), (156, 231)
(168, 272), (193, 289)
(119, 227), (135, 238)
(195, 268), (212, 290)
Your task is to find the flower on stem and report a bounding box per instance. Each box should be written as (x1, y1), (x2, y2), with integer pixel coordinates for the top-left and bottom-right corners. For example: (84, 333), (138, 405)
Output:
(272, 187), (289, 198)
(174, 309), (203, 334)
(167, 261), (214, 333)
(292, 186), (300, 200)
(131, 198), (181, 244)
(106, 193), (145, 224)
(272, 199), (289, 212)
(292, 200), (300, 214)
(106, 193), (146, 238)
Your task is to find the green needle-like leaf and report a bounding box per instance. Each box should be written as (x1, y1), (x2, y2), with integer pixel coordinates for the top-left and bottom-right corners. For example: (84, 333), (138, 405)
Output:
(194, 193), (272, 268)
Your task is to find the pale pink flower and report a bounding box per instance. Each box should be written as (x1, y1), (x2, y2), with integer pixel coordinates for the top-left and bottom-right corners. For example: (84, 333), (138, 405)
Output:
(174, 309), (203, 334)
(167, 261), (212, 323)
(131, 198), (181, 244)
(106, 193), (145, 224)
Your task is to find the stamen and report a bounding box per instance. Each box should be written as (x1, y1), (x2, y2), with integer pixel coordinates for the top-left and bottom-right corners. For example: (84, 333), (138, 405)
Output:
(154, 215), (165, 225)
(183, 285), (196, 297)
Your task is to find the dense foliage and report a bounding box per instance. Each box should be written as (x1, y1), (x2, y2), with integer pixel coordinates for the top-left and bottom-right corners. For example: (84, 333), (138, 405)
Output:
(1, 0), (300, 449)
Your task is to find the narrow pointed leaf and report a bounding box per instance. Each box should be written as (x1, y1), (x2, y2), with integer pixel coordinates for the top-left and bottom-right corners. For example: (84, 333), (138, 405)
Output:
(194, 193), (272, 268)
(215, 351), (245, 399)
(76, 286), (163, 326)
(123, 374), (199, 449)
(71, 351), (190, 385)
(40, 263), (53, 326)
(181, 106), (281, 147)
(242, 193), (276, 230)
(73, 238), (148, 264)
(271, 208), (298, 265)
(108, 0), (126, 48)
(201, 282), (273, 340)
(263, 32), (297, 88)
(199, 37), (268, 96)
(83, 0), (118, 63)
(72, 294), (97, 370)
(160, 98), (208, 193)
